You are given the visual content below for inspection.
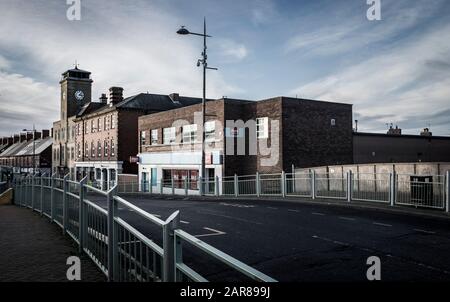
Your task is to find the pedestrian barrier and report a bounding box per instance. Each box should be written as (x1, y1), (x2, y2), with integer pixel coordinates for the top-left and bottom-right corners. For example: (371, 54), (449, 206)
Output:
(11, 174), (276, 282)
(109, 170), (449, 212)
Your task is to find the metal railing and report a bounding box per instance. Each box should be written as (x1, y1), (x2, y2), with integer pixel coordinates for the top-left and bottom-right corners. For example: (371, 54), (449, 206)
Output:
(11, 175), (276, 282)
(102, 170), (450, 212)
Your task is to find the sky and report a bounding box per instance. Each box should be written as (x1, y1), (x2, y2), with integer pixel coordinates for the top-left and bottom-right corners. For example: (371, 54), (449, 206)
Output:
(0, 0), (449, 136)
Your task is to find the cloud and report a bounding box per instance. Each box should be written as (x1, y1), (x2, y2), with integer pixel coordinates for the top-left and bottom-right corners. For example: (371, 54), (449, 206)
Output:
(285, 0), (445, 56)
(0, 0), (240, 136)
(290, 19), (450, 135)
(250, 0), (278, 26)
(217, 39), (248, 61)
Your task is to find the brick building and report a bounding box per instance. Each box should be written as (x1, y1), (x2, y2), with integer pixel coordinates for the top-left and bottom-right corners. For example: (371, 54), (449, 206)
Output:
(137, 97), (353, 191)
(0, 130), (52, 177)
(353, 129), (450, 164)
(52, 67), (93, 177)
(72, 89), (202, 189)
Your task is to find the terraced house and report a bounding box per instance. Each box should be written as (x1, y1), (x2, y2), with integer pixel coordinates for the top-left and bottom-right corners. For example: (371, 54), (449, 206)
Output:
(73, 89), (203, 190)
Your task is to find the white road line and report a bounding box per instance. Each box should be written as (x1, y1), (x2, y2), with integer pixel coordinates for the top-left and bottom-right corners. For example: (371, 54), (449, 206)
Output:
(180, 220), (190, 224)
(312, 235), (348, 247)
(195, 227), (226, 238)
(288, 209), (300, 212)
(414, 228), (436, 234)
(312, 212), (325, 216)
(198, 211), (263, 225)
(339, 216), (356, 221)
(373, 222), (392, 227)
(150, 214), (161, 218)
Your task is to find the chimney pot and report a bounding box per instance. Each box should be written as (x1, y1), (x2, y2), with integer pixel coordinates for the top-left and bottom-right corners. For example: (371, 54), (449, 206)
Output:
(109, 87), (124, 105)
(99, 93), (108, 104)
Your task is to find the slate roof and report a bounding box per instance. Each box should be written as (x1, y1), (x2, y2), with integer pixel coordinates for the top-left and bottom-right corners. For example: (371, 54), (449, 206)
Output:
(76, 93), (206, 118)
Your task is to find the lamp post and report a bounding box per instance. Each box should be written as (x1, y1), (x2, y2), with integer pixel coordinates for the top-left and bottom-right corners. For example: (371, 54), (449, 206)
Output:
(23, 125), (36, 175)
(177, 18), (217, 193)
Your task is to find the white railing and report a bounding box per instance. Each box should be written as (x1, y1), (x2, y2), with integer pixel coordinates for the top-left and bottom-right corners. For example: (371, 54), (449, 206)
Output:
(11, 174), (276, 282)
(107, 170), (450, 212)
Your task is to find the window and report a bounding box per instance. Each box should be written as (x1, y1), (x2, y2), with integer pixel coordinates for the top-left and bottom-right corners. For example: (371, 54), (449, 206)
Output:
(91, 141), (95, 158)
(163, 127), (176, 144)
(85, 142), (89, 158)
(105, 116), (109, 130)
(104, 140), (109, 156)
(71, 147), (74, 160)
(97, 141), (101, 157)
(104, 116), (107, 130)
(182, 124), (197, 144)
(91, 120), (95, 133)
(111, 114), (115, 129)
(205, 121), (215, 142)
(111, 140), (115, 156)
(256, 117), (269, 139)
(140, 131), (147, 146)
(97, 118), (101, 132)
(331, 118), (336, 126)
(151, 129), (158, 145)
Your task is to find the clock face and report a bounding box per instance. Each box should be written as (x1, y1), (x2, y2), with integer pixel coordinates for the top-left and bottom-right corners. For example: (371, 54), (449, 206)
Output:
(75, 90), (84, 101)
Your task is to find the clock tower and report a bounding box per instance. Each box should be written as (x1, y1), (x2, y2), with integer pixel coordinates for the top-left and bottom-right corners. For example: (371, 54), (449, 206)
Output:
(60, 66), (93, 121)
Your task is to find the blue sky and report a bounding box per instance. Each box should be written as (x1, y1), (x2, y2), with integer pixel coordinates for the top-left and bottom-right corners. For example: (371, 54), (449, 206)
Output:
(0, 0), (449, 136)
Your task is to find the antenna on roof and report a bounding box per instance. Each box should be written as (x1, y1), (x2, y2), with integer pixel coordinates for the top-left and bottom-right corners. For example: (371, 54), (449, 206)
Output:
(74, 60), (79, 69)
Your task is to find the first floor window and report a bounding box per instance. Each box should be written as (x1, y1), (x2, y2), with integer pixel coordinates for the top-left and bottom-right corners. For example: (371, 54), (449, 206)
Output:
(256, 117), (269, 139)
(182, 124), (197, 144)
(163, 127), (176, 144)
(104, 140), (109, 156)
(151, 129), (158, 145)
(91, 141), (95, 158)
(140, 130), (147, 146)
(111, 140), (115, 156)
(97, 141), (101, 157)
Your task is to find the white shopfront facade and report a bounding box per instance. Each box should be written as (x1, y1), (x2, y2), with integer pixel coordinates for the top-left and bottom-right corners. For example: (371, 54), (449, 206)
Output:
(138, 150), (223, 195)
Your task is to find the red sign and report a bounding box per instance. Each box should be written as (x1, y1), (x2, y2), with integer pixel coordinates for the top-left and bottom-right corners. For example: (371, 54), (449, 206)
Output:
(205, 153), (212, 165)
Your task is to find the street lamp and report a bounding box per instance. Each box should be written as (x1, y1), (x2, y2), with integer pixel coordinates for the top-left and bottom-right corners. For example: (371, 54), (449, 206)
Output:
(177, 18), (217, 194)
(23, 125), (36, 175)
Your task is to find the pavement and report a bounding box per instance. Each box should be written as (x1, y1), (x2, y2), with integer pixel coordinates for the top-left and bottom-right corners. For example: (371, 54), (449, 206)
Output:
(0, 205), (106, 282)
(88, 192), (450, 282)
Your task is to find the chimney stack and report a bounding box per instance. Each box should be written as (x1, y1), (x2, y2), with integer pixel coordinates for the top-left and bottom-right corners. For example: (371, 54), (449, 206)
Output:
(109, 87), (124, 105)
(13, 134), (20, 143)
(99, 93), (108, 104)
(20, 133), (27, 142)
(41, 129), (50, 139)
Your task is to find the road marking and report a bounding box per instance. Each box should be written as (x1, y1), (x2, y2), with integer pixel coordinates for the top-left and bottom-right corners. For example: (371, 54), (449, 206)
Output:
(180, 220), (190, 224)
(414, 229), (436, 234)
(288, 209), (300, 212)
(312, 212), (325, 216)
(312, 235), (349, 247)
(373, 222), (392, 227)
(195, 227), (226, 238)
(339, 216), (356, 221)
(267, 207), (278, 210)
(220, 202), (255, 208)
(150, 213), (161, 218)
(312, 235), (450, 275)
(198, 210), (263, 225)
